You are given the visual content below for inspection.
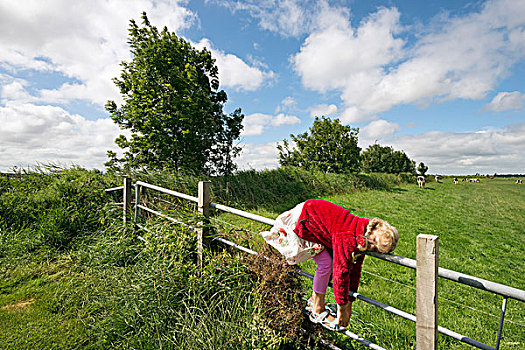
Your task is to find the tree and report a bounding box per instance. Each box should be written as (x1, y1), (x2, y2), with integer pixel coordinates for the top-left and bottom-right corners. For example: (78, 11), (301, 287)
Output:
(417, 162), (429, 176)
(392, 150), (416, 174)
(105, 12), (243, 176)
(361, 143), (416, 174)
(277, 117), (361, 173)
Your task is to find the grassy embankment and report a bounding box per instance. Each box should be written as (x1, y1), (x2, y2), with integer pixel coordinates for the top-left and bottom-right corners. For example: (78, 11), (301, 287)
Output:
(0, 168), (523, 349)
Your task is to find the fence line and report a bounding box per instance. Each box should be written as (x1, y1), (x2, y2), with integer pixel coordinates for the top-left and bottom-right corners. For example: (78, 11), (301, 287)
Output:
(107, 177), (524, 350)
(211, 214), (525, 327)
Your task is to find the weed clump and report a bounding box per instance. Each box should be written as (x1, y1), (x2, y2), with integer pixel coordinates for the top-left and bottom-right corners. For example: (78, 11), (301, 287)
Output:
(244, 240), (306, 347)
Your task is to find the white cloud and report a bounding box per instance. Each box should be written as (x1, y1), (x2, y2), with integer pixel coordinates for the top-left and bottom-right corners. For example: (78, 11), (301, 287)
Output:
(235, 142), (280, 170)
(273, 113), (301, 126)
(294, 6), (403, 92)
(213, 0), (316, 38)
(293, 0), (525, 122)
(0, 1), (271, 104)
(484, 91), (524, 112)
(386, 124), (525, 175)
(195, 39), (275, 92)
(0, 102), (126, 171)
(281, 96), (297, 109)
(242, 112), (301, 136)
(0, 79), (33, 102)
(255, 0), (310, 37)
(309, 103), (338, 118)
(359, 119), (401, 141)
(275, 96), (297, 113)
(0, 0), (197, 106)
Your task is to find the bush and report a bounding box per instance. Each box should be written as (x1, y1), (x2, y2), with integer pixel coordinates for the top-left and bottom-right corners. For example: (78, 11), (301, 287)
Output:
(0, 167), (116, 251)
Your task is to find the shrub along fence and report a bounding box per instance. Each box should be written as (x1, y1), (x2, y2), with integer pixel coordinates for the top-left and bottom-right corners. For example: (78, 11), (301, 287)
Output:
(106, 177), (525, 350)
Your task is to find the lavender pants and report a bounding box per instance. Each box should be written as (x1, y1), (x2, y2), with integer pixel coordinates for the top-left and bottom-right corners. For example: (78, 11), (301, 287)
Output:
(312, 249), (332, 295)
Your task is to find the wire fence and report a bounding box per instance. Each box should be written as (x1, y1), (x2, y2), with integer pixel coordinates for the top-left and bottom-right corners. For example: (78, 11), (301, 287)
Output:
(106, 178), (525, 350)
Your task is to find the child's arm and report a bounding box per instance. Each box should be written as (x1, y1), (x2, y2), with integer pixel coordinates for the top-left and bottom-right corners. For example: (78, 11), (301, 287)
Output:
(349, 254), (365, 297)
(334, 253), (364, 327)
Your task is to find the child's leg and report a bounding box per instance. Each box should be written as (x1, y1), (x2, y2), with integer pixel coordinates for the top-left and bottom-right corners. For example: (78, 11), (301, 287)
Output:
(311, 249), (332, 314)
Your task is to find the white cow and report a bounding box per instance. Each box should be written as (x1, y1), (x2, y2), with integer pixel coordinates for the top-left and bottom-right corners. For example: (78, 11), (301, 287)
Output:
(417, 176), (426, 188)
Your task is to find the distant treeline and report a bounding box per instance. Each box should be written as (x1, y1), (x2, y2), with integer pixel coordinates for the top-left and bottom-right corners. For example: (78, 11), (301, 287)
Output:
(492, 174), (525, 178)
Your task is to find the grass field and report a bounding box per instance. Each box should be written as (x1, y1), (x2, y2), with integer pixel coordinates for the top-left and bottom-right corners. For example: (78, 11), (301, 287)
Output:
(0, 170), (524, 349)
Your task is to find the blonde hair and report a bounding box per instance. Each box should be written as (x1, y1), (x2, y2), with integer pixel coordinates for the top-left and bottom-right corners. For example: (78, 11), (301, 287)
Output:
(366, 218), (399, 253)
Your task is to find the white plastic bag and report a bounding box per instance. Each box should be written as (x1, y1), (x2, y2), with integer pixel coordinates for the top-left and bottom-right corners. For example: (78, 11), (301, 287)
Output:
(260, 202), (324, 264)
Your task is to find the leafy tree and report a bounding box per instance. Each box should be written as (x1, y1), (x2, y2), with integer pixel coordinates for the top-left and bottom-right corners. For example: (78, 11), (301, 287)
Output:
(417, 162), (429, 176)
(106, 12), (243, 176)
(361, 144), (391, 173)
(392, 150), (416, 174)
(361, 143), (415, 174)
(277, 117), (361, 173)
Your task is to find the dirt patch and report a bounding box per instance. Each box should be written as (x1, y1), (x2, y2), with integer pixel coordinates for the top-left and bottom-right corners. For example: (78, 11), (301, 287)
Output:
(2, 298), (34, 311)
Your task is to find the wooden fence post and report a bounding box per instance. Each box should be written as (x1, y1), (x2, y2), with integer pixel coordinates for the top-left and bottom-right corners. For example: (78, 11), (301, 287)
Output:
(416, 234), (439, 350)
(123, 177), (132, 224)
(197, 181), (211, 268)
(134, 183), (141, 223)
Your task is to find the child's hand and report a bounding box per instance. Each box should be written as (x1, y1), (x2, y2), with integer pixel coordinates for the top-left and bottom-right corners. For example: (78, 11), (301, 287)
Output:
(336, 302), (352, 327)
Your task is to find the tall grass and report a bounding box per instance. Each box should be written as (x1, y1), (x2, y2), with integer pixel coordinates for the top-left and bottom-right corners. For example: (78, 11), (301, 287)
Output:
(0, 167), (117, 252)
(125, 167), (413, 213)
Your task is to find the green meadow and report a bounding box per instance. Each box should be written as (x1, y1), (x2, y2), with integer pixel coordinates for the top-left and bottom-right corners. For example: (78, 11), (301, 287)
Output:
(299, 178), (525, 349)
(0, 169), (523, 349)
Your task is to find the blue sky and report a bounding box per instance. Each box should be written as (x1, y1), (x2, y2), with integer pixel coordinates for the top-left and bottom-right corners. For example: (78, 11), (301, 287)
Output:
(0, 0), (524, 175)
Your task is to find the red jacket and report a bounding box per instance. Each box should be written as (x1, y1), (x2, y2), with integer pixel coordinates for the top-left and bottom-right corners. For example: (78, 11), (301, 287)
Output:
(294, 199), (369, 305)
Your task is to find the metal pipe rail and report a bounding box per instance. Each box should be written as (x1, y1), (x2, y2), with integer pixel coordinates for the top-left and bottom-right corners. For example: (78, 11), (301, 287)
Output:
(134, 207), (503, 349)
(365, 252), (525, 303)
(105, 186), (124, 192)
(136, 204), (192, 228)
(210, 202), (275, 226)
(135, 181), (198, 203)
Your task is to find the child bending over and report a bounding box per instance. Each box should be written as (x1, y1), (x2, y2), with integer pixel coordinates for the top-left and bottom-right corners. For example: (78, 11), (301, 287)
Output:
(260, 199), (399, 330)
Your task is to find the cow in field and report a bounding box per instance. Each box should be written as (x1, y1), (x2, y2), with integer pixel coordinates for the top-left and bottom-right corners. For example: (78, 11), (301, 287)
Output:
(516, 180), (523, 184)
(453, 177), (458, 184)
(417, 176), (426, 188)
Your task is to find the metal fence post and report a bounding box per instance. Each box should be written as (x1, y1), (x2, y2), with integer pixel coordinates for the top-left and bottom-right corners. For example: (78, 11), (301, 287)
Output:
(495, 297), (508, 350)
(197, 181), (211, 268)
(123, 177), (132, 224)
(416, 234), (439, 350)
